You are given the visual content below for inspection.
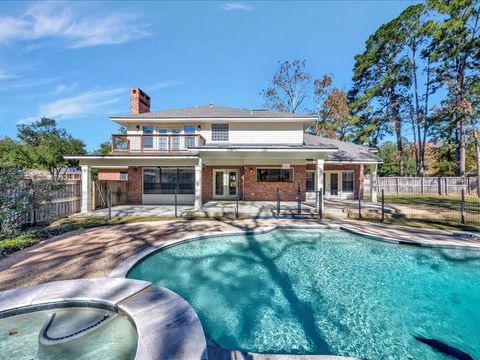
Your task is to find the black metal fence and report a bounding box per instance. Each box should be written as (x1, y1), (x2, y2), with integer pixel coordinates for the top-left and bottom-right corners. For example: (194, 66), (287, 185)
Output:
(354, 189), (480, 228)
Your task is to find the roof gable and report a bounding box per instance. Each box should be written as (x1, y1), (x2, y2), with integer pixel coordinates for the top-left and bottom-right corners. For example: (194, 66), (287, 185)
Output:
(303, 133), (382, 163)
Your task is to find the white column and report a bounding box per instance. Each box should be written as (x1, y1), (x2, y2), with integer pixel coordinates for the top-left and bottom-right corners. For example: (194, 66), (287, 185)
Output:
(194, 157), (203, 210)
(81, 165), (92, 213)
(370, 163), (378, 202)
(316, 159), (324, 210)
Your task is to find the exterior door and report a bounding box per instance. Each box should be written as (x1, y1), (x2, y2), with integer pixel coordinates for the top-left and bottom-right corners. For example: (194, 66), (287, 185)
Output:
(213, 170), (239, 199)
(330, 173), (339, 196)
(306, 171), (316, 192)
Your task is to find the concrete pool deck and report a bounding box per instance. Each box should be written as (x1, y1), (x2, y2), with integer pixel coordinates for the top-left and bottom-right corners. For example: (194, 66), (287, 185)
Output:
(0, 219), (479, 291)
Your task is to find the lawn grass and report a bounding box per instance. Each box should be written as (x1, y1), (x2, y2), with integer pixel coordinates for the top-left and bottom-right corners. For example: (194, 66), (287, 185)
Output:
(359, 193), (480, 231)
(383, 194), (480, 213)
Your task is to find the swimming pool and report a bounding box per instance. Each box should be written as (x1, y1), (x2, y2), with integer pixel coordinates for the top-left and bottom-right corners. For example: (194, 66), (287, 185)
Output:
(0, 306), (137, 360)
(127, 228), (480, 359)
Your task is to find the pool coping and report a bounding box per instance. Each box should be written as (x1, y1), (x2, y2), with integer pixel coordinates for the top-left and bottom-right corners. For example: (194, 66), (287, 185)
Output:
(0, 278), (207, 360)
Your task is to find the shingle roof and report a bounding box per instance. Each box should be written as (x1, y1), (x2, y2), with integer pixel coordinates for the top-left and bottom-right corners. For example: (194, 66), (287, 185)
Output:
(113, 104), (315, 119)
(303, 133), (382, 163)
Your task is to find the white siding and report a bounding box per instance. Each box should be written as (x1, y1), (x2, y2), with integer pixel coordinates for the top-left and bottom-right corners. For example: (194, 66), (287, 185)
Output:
(124, 121), (305, 144)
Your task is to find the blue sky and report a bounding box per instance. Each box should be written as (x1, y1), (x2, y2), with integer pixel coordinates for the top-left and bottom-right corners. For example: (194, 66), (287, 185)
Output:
(0, 1), (419, 151)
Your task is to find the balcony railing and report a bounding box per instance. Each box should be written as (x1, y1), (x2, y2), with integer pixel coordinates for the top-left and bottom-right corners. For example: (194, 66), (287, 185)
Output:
(111, 134), (206, 153)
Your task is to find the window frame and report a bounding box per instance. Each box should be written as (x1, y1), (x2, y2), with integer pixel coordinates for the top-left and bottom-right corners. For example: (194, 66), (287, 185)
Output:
(142, 167), (195, 195)
(256, 167), (294, 183)
(341, 171), (354, 193)
(211, 123), (229, 142)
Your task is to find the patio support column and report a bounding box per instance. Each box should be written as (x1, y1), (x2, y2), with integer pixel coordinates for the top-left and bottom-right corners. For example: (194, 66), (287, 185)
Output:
(81, 165), (92, 213)
(316, 159), (324, 210)
(194, 158), (202, 210)
(370, 163), (378, 202)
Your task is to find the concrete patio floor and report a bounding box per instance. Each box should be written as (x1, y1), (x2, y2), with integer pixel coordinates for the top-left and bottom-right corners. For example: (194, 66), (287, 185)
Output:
(86, 199), (387, 219)
(0, 218), (479, 291)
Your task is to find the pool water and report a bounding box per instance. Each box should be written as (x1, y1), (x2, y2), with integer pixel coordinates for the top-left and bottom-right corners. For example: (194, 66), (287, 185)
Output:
(0, 307), (137, 360)
(128, 229), (480, 359)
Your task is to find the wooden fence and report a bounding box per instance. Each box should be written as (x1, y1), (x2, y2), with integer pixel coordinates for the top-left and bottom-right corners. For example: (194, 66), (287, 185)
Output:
(93, 180), (127, 210)
(19, 180), (82, 226)
(364, 176), (480, 197)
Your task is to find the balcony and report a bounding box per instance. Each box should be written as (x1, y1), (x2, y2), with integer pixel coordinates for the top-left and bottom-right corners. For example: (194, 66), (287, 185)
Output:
(111, 134), (206, 153)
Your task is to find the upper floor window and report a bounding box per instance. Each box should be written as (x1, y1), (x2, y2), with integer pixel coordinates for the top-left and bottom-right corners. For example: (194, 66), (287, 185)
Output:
(212, 124), (229, 141)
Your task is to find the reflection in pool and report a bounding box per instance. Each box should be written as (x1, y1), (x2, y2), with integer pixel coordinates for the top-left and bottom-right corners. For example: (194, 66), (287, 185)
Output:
(0, 306), (137, 360)
(128, 228), (480, 359)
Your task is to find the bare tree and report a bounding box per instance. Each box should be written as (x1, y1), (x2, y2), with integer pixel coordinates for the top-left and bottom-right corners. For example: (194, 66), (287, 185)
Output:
(261, 60), (312, 113)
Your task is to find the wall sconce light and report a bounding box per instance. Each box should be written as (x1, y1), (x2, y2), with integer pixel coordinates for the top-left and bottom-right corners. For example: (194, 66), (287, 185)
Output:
(133, 167), (138, 173)
(197, 125), (202, 130)
(249, 167), (254, 174)
(136, 125), (140, 131)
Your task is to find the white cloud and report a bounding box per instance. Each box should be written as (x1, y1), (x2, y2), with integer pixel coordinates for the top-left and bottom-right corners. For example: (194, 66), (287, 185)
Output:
(144, 80), (184, 91)
(0, 68), (15, 80)
(221, 2), (252, 11)
(18, 87), (125, 124)
(0, 2), (150, 49)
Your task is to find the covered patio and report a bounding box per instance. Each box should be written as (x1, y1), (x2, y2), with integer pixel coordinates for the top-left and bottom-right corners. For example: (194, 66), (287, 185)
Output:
(84, 199), (387, 219)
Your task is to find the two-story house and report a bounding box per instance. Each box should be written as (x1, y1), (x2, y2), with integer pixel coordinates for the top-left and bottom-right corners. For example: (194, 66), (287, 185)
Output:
(67, 88), (381, 213)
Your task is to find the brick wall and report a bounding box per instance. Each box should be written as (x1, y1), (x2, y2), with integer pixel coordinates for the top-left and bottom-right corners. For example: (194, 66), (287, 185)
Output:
(127, 166), (142, 204)
(98, 169), (121, 181)
(243, 165), (306, 201)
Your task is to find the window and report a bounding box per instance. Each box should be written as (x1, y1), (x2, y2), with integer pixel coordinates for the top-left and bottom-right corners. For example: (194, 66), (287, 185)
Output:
(342, 171), (354, 192)
(119, 172), (128, 181)
(143, 167), (195, 194)
(257, 168), (294, 182)
(212, 124), (229, 141)
(143, 126), (154, 149)
(184, 125), (196, 148)
(158, 128), (168, 150)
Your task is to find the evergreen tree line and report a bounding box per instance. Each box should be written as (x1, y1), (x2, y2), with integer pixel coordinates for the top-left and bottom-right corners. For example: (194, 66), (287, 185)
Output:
(262, 0), (480, 177)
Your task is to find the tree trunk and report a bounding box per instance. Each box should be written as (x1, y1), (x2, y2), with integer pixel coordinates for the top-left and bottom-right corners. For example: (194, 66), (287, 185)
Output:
(391, 93), (405, 176)
(456, 117), (466, 177)
(472, 121), (480, 196)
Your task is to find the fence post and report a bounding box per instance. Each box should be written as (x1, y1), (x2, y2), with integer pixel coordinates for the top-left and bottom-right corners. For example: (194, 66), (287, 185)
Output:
(396, 177), (399, 195)
(297, 188), (301, 215)
(421, 177), (424, 195)
(467, 177), (471, 196)
(445, 177), (448, 196)
(276, 188), (280, 218)
(107, 189), (112, 220)
(358, 195), (362, 220)
(478, 176), (480, 198)
(381, 189), (385, 223)
(174, 187), (178, 218)
(461, 189), (465, 225)
(438, 176), (442, 195)
(236, 198), (239, 219)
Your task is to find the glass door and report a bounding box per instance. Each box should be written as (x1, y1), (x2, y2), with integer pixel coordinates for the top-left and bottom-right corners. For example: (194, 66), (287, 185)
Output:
(306, 171), (315, 192)
(213, 170), (239, 199)
(330, 173), (339, 196)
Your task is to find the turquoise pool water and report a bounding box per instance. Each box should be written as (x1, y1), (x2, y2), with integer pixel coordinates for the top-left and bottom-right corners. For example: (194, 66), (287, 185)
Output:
(128, 229), (480, 359)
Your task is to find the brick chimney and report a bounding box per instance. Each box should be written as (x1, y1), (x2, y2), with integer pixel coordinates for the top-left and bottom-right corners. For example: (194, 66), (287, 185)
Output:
(130, 88), (151, 114)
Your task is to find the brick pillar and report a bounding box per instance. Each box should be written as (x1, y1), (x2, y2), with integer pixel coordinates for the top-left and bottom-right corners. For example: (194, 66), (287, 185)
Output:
(127, 166), (142, 204)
